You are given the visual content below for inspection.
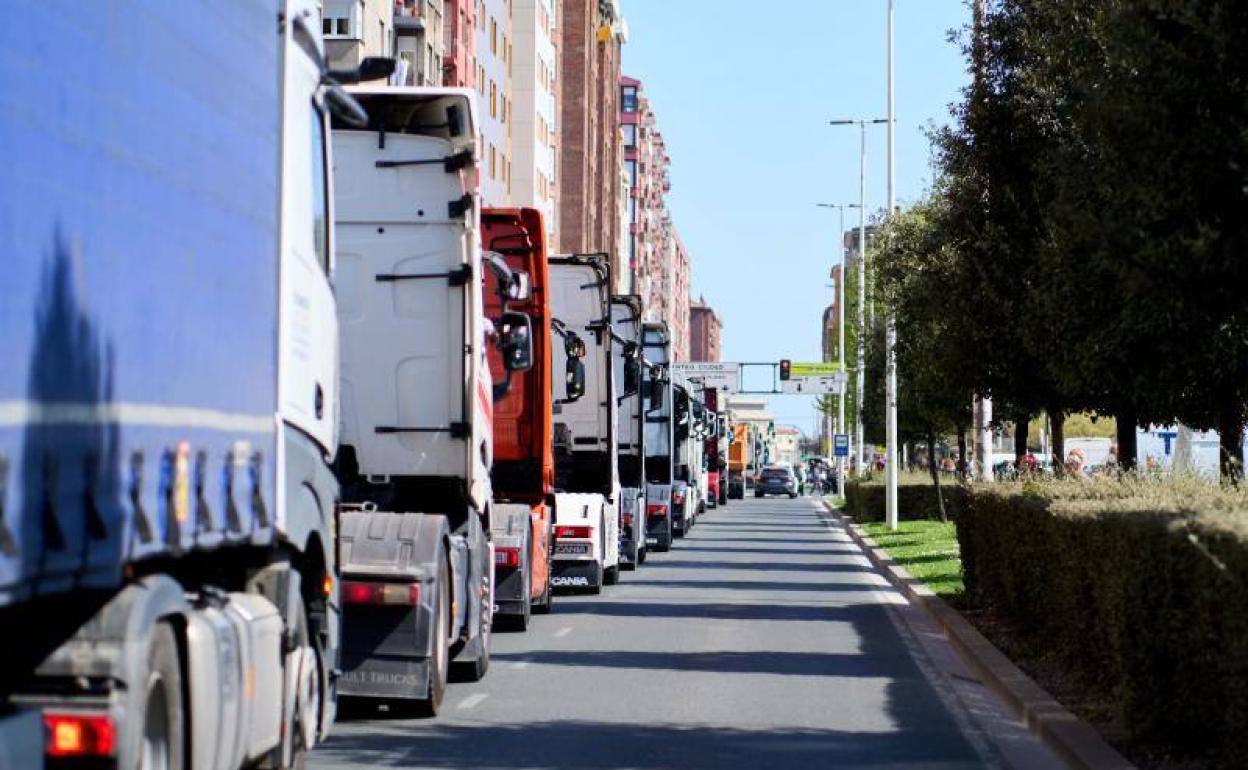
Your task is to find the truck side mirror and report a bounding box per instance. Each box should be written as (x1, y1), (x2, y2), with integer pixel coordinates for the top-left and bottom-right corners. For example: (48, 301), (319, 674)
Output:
(647, 377), (665, 410)
(327, 56), (396, 84)
(623, 357), (641, 397)
(500, 311), (533, 372)
(566, 358), (587, 401)
(447, 105), (465, 137)
(564, 333), (586, 359)
(509, 271), (531, 301)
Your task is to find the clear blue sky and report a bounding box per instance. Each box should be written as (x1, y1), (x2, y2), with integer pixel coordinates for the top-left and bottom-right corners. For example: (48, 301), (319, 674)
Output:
(621, 0), (971, 433)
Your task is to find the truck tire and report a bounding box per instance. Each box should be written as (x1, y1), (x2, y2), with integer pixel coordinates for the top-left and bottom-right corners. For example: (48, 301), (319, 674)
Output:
(416, 556), (450, 717)
(638, 547), (647, 565)
(588, 562), (604, 595)
(501, 539), (533, 632)
(604, 564), (619, 586)
(288, 594), (322, 770)
(451, 568), (491, 682)
(139, 622), (184, 770)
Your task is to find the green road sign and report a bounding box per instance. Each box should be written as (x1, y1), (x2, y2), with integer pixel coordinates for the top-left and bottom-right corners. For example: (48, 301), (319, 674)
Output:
(789, 361), (844, 377)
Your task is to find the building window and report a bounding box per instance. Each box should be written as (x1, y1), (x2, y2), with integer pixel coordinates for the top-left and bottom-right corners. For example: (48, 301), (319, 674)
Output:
(490, 145), (497, 180)
(322, 0), (359, 38)
(626, 160), (637, 188)
(490, 81), (497, 118)
(621, 85), (639, 112)
(491, 18), (498, 54)
(621, 124), (636, 148)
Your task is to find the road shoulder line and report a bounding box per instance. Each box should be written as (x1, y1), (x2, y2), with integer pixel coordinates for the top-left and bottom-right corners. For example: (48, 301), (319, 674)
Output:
(820, 501), (1134, 770)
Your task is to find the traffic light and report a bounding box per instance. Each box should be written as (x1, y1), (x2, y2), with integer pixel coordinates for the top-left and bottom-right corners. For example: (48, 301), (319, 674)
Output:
(779, 359), (791, 381)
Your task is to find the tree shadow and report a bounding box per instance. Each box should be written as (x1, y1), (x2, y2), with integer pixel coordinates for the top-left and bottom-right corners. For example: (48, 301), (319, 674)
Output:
(619, 578), (889, 594)
(2, 232), (123, 690)
(643, 560), (875, 574)
(673, 545), (861, 556)
(549, 601), (882, 624)
(318, 718), (985, 769)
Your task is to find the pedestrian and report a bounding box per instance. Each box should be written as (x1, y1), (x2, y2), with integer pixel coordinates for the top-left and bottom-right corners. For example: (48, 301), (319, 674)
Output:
(795, 464), (806, 496)
(1065, 447), (1086, 477)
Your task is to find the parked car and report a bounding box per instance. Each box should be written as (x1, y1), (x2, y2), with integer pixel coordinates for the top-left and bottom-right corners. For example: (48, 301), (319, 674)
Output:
(755, 465), (798, 498)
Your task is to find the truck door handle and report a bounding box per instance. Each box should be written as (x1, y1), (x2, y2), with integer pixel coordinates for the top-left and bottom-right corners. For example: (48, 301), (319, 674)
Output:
(314, 383), (324, 419)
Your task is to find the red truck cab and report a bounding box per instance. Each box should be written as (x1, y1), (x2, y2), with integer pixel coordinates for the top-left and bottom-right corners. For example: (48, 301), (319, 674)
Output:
(483, 208), (555, 628)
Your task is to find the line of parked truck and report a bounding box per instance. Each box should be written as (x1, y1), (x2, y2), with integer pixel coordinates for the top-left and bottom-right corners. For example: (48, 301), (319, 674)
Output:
(0, 8), (731, 768)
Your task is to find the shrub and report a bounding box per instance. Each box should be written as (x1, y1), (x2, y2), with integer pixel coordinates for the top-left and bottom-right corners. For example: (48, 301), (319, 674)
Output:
(956, 478), (1248, 767)
(844, 474), (965, 523)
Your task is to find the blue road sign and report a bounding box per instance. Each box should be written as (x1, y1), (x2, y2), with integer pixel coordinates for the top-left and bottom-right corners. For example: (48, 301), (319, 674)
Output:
(834, 434), (850, 457)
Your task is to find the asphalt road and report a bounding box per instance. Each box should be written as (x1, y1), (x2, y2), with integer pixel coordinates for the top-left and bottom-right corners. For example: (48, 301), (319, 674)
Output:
(312, 496), (1062, 770)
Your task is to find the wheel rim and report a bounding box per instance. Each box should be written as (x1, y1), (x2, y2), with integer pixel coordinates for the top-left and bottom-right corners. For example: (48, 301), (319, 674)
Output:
(141, 675), (171, 770)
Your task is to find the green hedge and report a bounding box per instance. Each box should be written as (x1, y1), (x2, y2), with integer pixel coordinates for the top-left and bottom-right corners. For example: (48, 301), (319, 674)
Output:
(957, 480), (1248, 767)
(844, 475), (965, 523)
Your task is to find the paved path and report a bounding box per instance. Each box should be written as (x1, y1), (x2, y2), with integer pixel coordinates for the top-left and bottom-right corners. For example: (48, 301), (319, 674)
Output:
(312, 496), (1062, 769)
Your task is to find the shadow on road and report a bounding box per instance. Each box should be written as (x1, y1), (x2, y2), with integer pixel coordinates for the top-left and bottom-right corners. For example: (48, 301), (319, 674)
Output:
(620, 578), (888, 594)
(641, 559), (875, 574)
(551, 600), (884, 623)
(318, 710), (982, 770)
(493, 649), (904, 678)
(672, 545), (862, 556)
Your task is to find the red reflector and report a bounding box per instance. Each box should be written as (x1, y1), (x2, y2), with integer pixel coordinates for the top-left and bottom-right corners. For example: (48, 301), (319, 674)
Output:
(555, 525), (592, 539)
(44, 713), (115, 758)
(622, 513), (633, 526)
(646, 504), (668, 518)
(672, 491), (685, 504)
(494, 547), (521, 568)
(342, 580), (420, 606)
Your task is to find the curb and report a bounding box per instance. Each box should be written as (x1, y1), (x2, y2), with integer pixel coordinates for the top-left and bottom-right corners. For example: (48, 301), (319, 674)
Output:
(822, 502), (1135, 770)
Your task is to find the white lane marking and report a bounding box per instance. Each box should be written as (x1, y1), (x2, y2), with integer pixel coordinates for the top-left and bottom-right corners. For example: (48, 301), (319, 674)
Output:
(457, 693), (489, 710)
(511, 659), (530, 670)
(553, 626), (572, 638)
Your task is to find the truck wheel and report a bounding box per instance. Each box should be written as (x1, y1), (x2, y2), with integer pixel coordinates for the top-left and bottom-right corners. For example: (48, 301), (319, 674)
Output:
(588, 562), (603, 595)
(139, 623), (184, 770)
(451, 571), (491, 682)
(638, 547), (647, 565)
(604, 564), (619, 586)
(507, 550), (533, 632)
(533, 568), (553, 615)
(289, 594), (323, 769)
(417, 556), (450, 717)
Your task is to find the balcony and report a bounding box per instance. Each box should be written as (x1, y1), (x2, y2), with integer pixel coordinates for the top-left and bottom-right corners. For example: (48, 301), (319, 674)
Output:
(394, 0), (426, 36)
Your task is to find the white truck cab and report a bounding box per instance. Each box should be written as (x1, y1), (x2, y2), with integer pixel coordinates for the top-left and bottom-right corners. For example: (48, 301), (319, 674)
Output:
(548, 255), (621, 592)
(331, 87), (497, 714)
(642, 322), (676, 552)
(611, 295), (647, 569)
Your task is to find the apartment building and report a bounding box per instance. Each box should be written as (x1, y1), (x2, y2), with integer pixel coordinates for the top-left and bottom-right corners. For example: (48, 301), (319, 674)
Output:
(621, 76), (668, 304)
(510, 0), (562, 241)
(689, 297), (722, 363)
(443, 0), (476, 88)
(557, 0), (627, 257)
(474, 0), (512, 206)
(321, 0), (442, 84)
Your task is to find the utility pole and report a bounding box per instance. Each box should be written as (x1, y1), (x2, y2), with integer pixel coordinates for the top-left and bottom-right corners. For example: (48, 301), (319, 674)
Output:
(884, 0), (900, 530)
(829, 120), (886, 479)
(971, 0), (993, 484)
(816, 202), (861, 489)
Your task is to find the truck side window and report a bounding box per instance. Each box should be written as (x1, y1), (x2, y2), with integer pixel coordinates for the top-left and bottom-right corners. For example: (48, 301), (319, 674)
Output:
(310, 107), (330, 273)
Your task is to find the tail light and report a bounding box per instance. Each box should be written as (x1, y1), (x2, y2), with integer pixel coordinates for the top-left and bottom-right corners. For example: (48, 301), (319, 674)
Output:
(44, 713), (115, 758)
(494, 547), (521, 568)
(622, 513), (633, 526)
(342, 580), (421, 606)
(672, 490), (686, 505)
(555, 525), (592, 539)
(646, 503), (668, 519)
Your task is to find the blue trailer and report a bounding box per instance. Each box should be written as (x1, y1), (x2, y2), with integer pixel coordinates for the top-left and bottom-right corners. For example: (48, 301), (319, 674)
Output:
(0, 2), (357, 767)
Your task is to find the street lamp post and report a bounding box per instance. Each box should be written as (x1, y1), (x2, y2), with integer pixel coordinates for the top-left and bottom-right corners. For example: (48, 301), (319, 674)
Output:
(884, 0), (899, 530)
(829, 118), (887, 480)
(816, 202), (861, 488)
